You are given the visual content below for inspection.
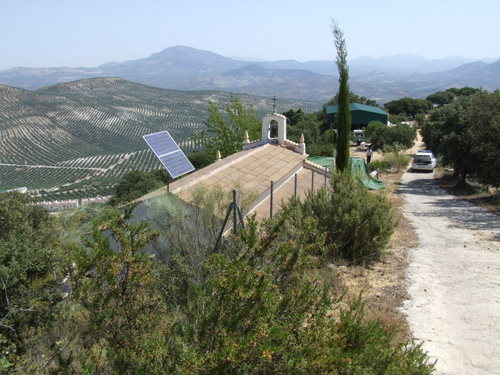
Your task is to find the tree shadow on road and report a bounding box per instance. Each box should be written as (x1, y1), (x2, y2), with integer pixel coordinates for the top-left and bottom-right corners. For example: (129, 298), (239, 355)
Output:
(398, 174), (500, 242)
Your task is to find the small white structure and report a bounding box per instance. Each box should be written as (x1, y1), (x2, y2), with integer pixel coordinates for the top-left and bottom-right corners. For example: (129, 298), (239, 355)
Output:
(261, 113), (287, 144)
(32, 196), (109, 212)
(243, 131), (250, 146)
(298, 134), (306, 155)
(34, 199), (79, 212)
(1, 187), (28, 194)
(242, 111), (306, 155)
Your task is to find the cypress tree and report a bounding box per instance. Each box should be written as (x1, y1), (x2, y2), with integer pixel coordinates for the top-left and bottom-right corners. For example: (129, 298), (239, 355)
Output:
(332, 21), (352, 172)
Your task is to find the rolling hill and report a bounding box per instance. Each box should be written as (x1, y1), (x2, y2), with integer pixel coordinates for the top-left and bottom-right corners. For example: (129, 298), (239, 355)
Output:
(0, 78), (320, 200)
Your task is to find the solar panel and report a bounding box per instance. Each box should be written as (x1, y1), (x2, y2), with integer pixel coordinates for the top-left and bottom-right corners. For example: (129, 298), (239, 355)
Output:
(143, 131), (195, 179)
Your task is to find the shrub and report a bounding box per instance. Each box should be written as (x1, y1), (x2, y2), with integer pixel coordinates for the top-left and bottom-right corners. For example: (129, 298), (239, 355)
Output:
(364, 121), (386, 144)
(367, 122), (416, 151)
(367, 160), (389, 172)
(307, 143), (334, 156)
(382, 150), (411, 172)
(189, 150), (216, 169)
(380, 124), (416, 151)
(384, 97), (433, 117)
(0, 193), (65, 370)
(14, 189), (431, 374)
(299, 172), (396, 264)
(153, 203), (431, 374)
(109, 169), (170, 206)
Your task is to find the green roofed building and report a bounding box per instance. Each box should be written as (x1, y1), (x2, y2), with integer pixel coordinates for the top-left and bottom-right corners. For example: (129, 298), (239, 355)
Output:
(326, 103), (387, 130)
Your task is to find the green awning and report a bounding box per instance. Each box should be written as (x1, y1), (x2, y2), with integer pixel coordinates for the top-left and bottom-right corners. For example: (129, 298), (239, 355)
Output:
(306, 156), (386, 190)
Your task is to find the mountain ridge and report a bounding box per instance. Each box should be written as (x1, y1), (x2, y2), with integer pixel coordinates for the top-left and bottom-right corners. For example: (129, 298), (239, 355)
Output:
(0, 45), (498, 102)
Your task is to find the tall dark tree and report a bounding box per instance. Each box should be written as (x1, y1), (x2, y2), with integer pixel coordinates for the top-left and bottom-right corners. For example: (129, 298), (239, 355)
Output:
(422, 90), (500, 186)
(332, 20), (352, 172)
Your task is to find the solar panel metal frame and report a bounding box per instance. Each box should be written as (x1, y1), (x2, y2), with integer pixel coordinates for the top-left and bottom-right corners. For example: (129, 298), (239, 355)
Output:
(143, 130), (195, 179)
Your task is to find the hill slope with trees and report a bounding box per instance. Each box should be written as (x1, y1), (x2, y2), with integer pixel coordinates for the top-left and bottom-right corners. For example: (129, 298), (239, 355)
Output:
(0, 79), (319, 200)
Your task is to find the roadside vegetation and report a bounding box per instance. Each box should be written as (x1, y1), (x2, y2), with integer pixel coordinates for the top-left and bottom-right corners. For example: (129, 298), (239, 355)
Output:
(421, 89), (500, 187)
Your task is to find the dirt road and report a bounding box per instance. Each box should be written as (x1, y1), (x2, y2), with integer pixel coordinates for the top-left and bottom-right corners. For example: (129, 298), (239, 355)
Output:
(400, 170), (500, 375)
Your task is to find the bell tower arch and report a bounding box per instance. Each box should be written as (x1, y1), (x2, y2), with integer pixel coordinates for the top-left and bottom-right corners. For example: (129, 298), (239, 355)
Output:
(261, 113), (287, 144)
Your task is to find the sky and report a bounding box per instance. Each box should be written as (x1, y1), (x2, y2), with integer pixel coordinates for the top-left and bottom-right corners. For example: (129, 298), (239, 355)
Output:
(1, 0), (499, 70)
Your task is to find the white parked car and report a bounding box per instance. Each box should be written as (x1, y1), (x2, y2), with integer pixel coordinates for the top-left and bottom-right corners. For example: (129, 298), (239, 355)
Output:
(411, 150), (437, 171)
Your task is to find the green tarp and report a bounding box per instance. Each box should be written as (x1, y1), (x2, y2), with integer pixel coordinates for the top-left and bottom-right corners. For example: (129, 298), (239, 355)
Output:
(306, 156), (386, 190)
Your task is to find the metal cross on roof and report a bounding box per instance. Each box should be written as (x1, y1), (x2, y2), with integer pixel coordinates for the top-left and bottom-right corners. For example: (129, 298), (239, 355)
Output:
(272, 96), (277, 113)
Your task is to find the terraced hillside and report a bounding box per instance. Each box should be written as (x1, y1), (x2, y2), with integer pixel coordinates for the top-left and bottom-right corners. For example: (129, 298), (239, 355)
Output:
(0, 78), (320, 200)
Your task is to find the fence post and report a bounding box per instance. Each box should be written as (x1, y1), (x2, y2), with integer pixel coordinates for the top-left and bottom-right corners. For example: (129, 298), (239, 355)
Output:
(324, 166), (327, 187)
(270, 181), (274, 218)
(311, 170), (315, 191)
(232, 189), (237, 233)
(294, 173), (298, 198)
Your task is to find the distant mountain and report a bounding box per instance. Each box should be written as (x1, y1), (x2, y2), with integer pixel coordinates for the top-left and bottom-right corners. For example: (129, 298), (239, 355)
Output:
(175, 64), (338, 101)
(414, 56), (477, 73)
(101, 45), (248, 82)
(0, 46), (249, 90)
(0, 66), (102, 90)
(257, 60), (337, 76)
(419, 60), (500, 90)
(0, 45), (498, 103)
(349, 55), (428, 75)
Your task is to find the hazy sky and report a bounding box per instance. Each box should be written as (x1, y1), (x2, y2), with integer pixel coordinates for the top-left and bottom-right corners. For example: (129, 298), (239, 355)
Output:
(1, 0), (499, 70)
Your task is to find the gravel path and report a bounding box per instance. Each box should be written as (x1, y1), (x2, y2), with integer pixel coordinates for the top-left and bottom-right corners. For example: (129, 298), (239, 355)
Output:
(400, 170), (500, 375)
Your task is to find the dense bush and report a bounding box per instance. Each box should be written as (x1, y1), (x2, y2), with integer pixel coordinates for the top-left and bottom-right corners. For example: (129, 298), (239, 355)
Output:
(364, 121), (386, 146)
(284, 108), (322, 144)
(365, 121), (416, 151)
(192, 95), (260, 159)
(367, 160), (389, 172)
(384, 97), (433, 117)
(426, 91), (455, 106)
(380, 124), (416, 151)
(188, 150), (216, 169)
(382, 150), (412, 172)
(299, 172), (396, 264)
(109, 169), (171, 206)
(426, 87), (483, 107)
(422, 90), (500, 185)
(307, 143), (334, 156)
(388, 113), (407, 124)
(0, 193), (65, 371)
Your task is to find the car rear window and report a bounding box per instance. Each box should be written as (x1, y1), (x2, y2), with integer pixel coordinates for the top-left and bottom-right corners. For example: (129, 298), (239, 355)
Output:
(414, 155), (431, 161)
